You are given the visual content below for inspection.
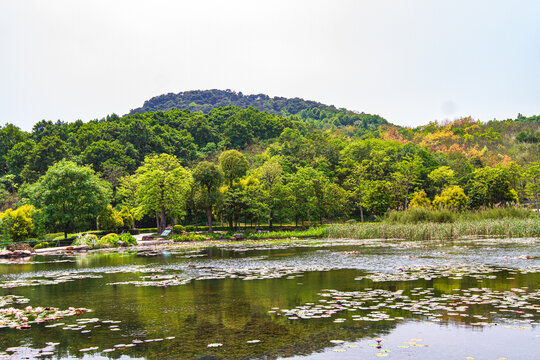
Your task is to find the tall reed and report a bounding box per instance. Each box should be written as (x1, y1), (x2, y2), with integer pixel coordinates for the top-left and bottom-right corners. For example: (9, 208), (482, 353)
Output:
(327, 218), (540, 241)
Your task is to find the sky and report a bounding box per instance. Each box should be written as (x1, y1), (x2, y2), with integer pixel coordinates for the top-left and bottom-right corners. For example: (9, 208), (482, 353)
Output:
(1, 0), (539, 131)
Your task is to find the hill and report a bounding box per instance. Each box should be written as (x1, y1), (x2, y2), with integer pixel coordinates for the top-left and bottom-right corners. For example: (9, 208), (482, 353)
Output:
(129, 89), (389, 129)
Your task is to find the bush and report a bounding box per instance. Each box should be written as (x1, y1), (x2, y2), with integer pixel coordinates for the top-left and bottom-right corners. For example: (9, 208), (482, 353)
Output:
(118, 207), (133, 230)
(73, 233), (99, 248)
(409, 190), (431, 209)
(97, 205), (123, 231)
(0, 205), (37, 241)
(171, 234), (208, 242)
(98, 233), (119, 246)
(33, 241), (52, 249)
(117, 232), (137, 246)
(432, 186), (469, 211)
(137, 228), (158, 233)
(173, 225), (184, 233)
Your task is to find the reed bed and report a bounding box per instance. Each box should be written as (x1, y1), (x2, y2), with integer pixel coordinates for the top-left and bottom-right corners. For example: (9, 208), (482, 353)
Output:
(327, 218), (540, 241)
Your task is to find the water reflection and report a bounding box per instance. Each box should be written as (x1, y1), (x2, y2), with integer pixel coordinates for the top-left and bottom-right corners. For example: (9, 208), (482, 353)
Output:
(0, 239), (538, 359)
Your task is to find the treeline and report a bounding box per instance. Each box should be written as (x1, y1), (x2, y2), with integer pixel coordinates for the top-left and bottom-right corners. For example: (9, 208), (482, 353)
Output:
(0, 94), (539, 242)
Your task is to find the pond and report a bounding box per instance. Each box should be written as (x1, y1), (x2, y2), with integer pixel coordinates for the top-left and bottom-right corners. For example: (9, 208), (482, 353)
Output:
(0, 237), (538, 359)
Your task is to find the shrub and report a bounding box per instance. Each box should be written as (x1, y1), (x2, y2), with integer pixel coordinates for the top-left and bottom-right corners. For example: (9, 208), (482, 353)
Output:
(171, 234), (207, 242)
(118, 207), (134, 230)
(98, 233), (119, 246)
(73, 233), (99, 248)
(409, 190), (431, 209)
(117, 232), (137, 246)
(432, 185), (469, 211)
(173, 225), (184, 233)
(97, 205), (123, 231)
(0, 205), (37, 241)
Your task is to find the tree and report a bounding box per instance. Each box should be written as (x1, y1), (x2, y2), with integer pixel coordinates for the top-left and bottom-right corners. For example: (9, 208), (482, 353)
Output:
(134, 154), (190, 233)
(392, 154), (423, 209)
(467, 166), (518, 207)
(24, 160), (111, 238)
(409, 190), (431, 209)
(257, 159), (283, 229)
(0, 204), (37, 241)
(118, 206), (134, 230)
(219, 150), (249, 186)
(343, 163), (369, 222)
(362, 180), (394, 217)
(20, 136), (69, 183)
(428, 166), (455, 190)
(97, 205), (123, 231)
(432, 185), (469, 210)
(525, 162), (540, 211)
(192, 161), (223, 232)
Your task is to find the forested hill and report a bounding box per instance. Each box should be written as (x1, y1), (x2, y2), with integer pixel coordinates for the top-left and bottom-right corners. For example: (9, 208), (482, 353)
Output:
(129, 89), (389, 129)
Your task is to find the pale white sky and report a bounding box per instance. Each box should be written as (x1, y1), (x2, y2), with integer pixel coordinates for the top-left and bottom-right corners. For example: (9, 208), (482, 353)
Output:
(1, 0), (539, 131)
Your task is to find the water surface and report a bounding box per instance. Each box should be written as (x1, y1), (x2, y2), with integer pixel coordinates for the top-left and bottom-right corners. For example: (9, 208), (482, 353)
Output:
(0, 238), (538, 359)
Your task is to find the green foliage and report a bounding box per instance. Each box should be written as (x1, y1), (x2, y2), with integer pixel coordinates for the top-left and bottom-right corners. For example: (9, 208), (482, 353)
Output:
(432, 185), (469, 210)
(24, 160), (111, 238)
(73, 233), (99, 248)
(467, 167), (518, 207)
(133, 154), (191, 233)
(408, 190), (432, 209)
(219, 150), (249, 186)
(385, 208), (456, 224)
(0, 205), (37, 241)
(328, 217), (540, 240)
(97, 205), (123, 231)
(171, 234), (207, 242)
(428, 166), (455, 188)
(118, 206), (134, 230)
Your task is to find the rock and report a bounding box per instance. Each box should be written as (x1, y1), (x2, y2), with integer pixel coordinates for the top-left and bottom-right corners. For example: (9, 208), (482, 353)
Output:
(7, 243), (35, 253)
(66, 246), (74, 251)
(142, 235), (154, 241)
(0, 250), (33, 258)
(118, 241), (127, 247)
(0, 249), (13, 258)
(233, 233), (244, 240)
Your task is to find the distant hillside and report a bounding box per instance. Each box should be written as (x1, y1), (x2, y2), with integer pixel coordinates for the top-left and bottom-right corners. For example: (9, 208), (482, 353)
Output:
(129, 89), (389, 129)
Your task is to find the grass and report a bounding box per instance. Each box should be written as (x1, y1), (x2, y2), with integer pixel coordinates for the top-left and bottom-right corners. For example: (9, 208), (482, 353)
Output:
(170, 227), (329, 242)
(384, 207), (533, 224)
(327, 217), (540, 241)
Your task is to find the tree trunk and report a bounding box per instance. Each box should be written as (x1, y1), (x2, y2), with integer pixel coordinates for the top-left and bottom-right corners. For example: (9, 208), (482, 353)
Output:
(64, 230), (68, 239)
(228, 215), (233, 231)
(194, 210), (198, 232)
(206, 207), (213, 233)
(269, 209), (274, 231)
(404, 185), (410, 209)
(159, 205), (166, 234)
(360, 206), (364, 223)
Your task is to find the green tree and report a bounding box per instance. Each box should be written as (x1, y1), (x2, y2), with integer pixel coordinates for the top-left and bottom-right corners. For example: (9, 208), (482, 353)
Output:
(432, 185), (469, 210)
(409, 189), (432, 209)
(363, 180), (394, 217)
(192, 161), (223, 232)
(21, 136), (70, 183)
(0, 204), (37, 241)
(97, 205), (123, 231)
(219, 150), (249, 186)
(428, 166), (455, 190)
(134, 154), (190, 233)
(392, 154), (423, 209)
(118, 206), (134, 230)
(24, 160), (111, 238)
(525, 162), (540, 211)
(467, 166), (518, 207)
(257, 159), (283, 229)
